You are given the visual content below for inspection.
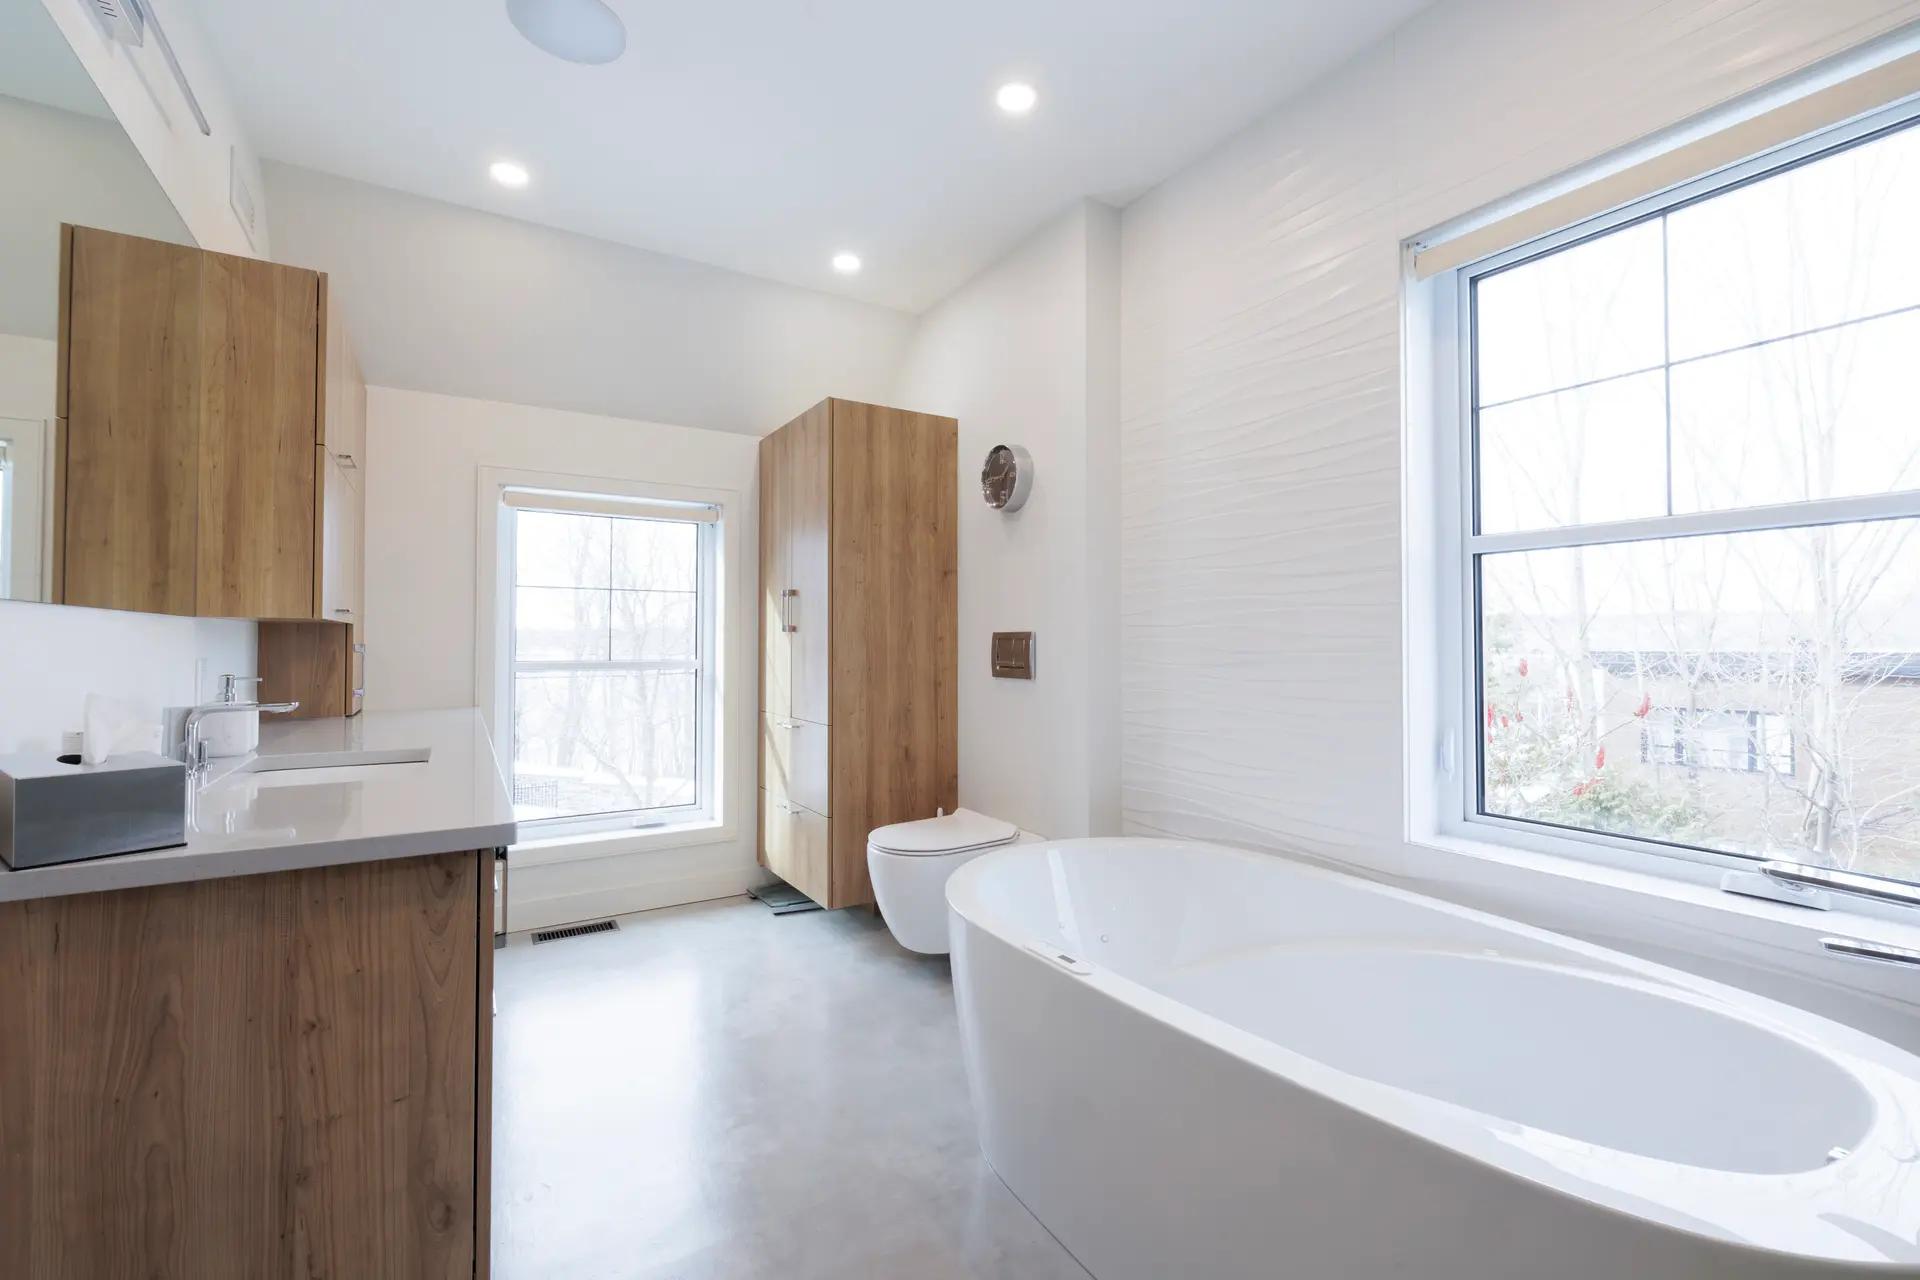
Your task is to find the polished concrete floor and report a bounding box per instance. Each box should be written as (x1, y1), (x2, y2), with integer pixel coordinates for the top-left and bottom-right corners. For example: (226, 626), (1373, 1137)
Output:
(492, 896), (1091, 1280)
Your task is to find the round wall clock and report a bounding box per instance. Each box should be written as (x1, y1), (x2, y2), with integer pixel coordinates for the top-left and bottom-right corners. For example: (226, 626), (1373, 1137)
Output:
(981, 443), (1033, 512)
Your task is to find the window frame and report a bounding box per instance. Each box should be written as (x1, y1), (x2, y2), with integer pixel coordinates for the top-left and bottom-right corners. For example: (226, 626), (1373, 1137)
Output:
(474, 465), (740, 860)
(504, 492), (718, 837)
(1431, 94), (1920, 889)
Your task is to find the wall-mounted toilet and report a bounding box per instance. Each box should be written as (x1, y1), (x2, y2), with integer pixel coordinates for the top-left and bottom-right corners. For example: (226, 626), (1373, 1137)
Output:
(867, 808), (1037, 954)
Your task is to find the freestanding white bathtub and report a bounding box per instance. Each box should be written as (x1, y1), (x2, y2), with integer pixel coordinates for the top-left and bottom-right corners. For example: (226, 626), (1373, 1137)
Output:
(947, 838), (1920, 1279)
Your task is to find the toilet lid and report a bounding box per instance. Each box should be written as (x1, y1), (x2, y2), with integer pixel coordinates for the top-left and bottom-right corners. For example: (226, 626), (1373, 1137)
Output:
(868, 808), (1019, 856)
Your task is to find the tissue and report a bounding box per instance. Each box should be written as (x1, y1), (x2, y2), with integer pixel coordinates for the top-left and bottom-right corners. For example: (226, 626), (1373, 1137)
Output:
(81, 693), (163, 765)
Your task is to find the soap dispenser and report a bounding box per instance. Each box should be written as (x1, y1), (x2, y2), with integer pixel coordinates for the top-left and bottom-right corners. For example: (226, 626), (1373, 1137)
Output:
(199, 674), (267, 758)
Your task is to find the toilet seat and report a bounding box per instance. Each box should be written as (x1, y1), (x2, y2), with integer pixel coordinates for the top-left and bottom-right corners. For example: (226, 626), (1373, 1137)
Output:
(867, 808), (1018, 857)
(866, 809), (1032, 954)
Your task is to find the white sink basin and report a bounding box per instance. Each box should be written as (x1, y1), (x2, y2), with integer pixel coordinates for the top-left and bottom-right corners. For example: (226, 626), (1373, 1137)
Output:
(245, 761), (432, 789)
(247, 746), (431, 773)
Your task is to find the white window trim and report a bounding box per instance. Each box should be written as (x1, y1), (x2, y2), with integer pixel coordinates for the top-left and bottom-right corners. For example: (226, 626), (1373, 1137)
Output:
(1404, 92), (1920, 942)
(475, 464), (744, 864)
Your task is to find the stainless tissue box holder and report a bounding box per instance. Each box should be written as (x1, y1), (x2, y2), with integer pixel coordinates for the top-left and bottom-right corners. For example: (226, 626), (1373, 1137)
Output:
(0, 751), (187, 870)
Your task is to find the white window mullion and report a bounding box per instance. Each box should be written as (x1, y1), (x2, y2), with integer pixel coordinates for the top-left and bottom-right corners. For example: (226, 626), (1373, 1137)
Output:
(1469, 490), (1920, 556)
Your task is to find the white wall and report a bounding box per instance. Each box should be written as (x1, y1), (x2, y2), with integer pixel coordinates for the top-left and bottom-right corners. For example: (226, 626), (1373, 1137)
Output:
(893, 200), (1120, 840)
(0, 601), (254, 754)
(1119, 0), (1920, 1039)
(364, 385), (764, 927)
(0, 333), (53, 421)
(38, 0), (267, 257)
(265, 163), (914, 438)
(0, 93), (192, 340)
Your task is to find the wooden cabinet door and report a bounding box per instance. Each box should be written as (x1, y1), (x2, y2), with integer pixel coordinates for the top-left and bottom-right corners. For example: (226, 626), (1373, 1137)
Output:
(59, 226), (202, 614)
(318, 278), (367, 465)
(0, 853), (486, 1279)
(787, 802), (832, 905)
(762, 712), (830, 818)
(759, 789), (831, 905)
(759, 427), (791, 718)
(759, 787), (788, 876)
(195, 251), (320, 618)
(786, 401), (832, 725)
(316, 447), (364, 624)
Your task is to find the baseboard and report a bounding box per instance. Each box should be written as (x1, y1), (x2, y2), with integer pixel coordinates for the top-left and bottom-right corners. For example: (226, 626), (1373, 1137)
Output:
(505, 859), (776, 934)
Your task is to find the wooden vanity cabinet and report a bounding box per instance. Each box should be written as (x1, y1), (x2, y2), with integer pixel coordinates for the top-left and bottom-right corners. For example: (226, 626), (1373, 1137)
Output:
(55, 224), (368, 713)
(757, 397), (958, 908)
(55, 224), (366, 625)
(0, 851), (495, 1279)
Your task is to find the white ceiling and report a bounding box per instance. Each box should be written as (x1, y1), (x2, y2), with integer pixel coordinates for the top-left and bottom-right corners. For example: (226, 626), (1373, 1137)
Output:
(187, 0), (1429, 313)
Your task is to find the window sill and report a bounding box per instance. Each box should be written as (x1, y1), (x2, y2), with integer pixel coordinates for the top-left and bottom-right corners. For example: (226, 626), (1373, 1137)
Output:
(1406, 825), (1920, 963)
(510, 816), (735, 868)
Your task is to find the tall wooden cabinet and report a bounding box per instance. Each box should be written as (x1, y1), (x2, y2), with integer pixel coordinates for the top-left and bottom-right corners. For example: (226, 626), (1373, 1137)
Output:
(55, 224), (365, 714)
(758, 398), (958, 909)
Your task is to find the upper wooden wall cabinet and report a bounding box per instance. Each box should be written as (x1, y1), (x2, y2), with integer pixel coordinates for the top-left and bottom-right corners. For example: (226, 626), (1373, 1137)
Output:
(758, 397), (958, 909)
(55, 224), (364, 631)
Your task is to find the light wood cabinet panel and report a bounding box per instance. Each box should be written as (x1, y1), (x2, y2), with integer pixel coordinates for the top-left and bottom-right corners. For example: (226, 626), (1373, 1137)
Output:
(759, 788), (831, 905)
(828, 400), (960, 906)
(285, 855), (479, 1280)
(786, 402), (833, 726)
(0, 852), (489, 1279)
(258, 619), (354, 719)
(758, 787), (786, 880)
(756, 398), (956, 908)
(319, 283), (367, 465)
(759, 427), (791, 717)
(195, 251), (320, 618)
(762, 712), (830, 817)
(788, 802), (832, 905)
(54, 226), (368, 634)
(58, 225), (201, 615)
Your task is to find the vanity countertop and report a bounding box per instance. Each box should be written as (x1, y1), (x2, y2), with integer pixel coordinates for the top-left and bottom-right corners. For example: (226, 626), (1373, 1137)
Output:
(0, 708), (516, 903)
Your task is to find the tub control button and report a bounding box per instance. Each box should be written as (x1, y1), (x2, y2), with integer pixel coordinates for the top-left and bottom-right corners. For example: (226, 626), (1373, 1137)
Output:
(1025, 943), (1093, 976)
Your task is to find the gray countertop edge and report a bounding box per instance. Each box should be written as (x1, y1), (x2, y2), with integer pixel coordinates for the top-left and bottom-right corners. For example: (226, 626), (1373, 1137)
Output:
(0, 708), (518, 904)
(0, 822), (517, 903)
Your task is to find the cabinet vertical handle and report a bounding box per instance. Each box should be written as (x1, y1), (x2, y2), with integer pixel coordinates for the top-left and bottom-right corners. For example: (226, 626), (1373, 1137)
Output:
(784, 588), (798, 634)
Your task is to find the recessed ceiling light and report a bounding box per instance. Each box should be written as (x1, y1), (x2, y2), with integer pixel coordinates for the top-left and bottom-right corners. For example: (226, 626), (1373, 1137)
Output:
(490, 159), (531, 189)
(832, 251), (862, 275)
(995, 81), (1038, 116)
(506, 0), (627, 65)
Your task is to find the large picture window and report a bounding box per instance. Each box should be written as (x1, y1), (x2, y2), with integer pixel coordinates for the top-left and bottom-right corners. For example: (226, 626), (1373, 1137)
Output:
(504, 491), (718, 831)
(1457, 106), (1920, 885)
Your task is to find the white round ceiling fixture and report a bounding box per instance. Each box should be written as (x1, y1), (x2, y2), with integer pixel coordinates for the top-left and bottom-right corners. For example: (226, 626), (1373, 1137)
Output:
(506, 0), (627, 66)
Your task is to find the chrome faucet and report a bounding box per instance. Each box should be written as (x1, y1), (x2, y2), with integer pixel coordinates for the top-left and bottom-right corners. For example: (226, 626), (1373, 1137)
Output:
(178, 679), (300, 778)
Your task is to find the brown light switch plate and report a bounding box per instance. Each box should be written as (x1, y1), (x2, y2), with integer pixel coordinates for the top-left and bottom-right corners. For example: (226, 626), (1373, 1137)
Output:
(991, 631), (1035, 679)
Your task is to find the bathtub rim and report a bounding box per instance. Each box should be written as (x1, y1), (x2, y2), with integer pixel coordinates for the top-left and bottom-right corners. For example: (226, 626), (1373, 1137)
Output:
(946, 835), (1920, 1271)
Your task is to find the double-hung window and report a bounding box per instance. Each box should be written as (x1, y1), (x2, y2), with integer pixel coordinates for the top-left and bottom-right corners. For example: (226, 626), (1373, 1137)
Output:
(503, 489), (719, 834)
(1439, 101), (1920, 887)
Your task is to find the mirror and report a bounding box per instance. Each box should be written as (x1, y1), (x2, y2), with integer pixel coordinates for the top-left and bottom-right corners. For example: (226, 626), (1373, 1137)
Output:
(0, 0), (194, 605)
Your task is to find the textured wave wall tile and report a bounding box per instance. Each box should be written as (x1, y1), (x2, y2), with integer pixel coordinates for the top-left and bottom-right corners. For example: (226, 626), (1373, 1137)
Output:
(1117, 0), (1920, 870)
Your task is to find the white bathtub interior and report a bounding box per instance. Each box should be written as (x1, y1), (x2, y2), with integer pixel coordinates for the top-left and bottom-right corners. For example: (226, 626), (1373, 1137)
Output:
(1156, 946), (1872, 1175)
(948, 838), (1920, 1275)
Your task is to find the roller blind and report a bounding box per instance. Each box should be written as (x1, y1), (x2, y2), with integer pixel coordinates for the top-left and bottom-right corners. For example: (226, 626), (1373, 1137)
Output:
(502, 487), (718, 523)
(1411, 44), (1920, 280)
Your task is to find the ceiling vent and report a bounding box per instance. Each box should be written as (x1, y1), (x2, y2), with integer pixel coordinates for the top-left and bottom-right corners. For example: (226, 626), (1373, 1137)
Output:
(81, 0), (146, 45)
